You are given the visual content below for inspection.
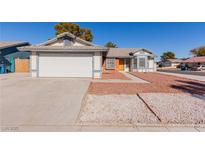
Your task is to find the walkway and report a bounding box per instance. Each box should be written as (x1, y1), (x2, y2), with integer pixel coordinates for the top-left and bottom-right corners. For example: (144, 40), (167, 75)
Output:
(158, 69), (205, 76)
(92, 72), (149, 83)
(120, 71), (149, 83)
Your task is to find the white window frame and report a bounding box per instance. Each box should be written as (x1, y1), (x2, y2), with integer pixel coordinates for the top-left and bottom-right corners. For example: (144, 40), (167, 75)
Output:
(106, 58), (115, 69)
(133, 58), (138, 69)
(139, 57), (146, 68)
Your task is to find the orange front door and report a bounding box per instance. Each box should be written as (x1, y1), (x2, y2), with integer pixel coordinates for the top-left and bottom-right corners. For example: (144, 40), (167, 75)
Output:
(118, 59), (124, 71)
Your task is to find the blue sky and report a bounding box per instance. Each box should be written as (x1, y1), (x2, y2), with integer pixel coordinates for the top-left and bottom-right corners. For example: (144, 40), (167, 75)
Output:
(1, 22), (205, 60)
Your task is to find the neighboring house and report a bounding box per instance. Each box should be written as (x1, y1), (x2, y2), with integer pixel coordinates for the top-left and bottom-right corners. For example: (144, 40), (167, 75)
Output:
(0, 41), (30, 73)
(19, 32), (156, 78)
(182, 56), (205, 68)
(160, 59), (183, 68)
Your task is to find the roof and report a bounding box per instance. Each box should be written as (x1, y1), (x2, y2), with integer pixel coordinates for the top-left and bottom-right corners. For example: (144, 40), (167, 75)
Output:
(166, 59), (183, 63)
(18, 45), (108, 52)
(39, 32), (96, 46)
(183, 56), (205, 63)
(0, 41), (29, 50)
(106, 48), (156, 58)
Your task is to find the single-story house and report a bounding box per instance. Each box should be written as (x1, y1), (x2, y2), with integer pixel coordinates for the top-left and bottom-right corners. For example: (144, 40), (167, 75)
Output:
(19, 32), (156, 78)
(182, 56), (205, 68)
(160, 58), (183, 68)
(0, 41), (30, 73)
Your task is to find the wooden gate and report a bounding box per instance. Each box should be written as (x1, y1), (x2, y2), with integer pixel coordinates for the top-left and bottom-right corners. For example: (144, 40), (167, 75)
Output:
(15, 59), (29, 72)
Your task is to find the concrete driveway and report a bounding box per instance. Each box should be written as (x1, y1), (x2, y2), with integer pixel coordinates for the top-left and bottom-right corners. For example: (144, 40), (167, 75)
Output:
(0, 73), (90, 131)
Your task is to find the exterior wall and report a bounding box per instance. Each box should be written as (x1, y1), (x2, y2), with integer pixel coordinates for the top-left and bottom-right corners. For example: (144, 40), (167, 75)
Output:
(148, 59), (154, 68)
(49, 40), (64, 46)
(147, 58), (155, 72)
(134, 50), (150, 56)
(93, 52), (102, 78)
(1, 45), (30, 72)
(15, 59), (29, 72)
(30, 52), (38, 77)
(154, 63), (157, 71)
(162, 61), (180, 68)
(73, 41), (85, 46)
(102, 56), (106, 72)
(102, 56), (156, 72)
(48, 39), (85, 47)
(171, 63), (180, 67)
(102, 57), (119, 72)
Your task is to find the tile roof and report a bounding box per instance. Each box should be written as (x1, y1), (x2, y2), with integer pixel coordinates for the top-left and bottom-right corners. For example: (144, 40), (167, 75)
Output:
(0, 41), (29, 50)
(183, 56), (205, 63)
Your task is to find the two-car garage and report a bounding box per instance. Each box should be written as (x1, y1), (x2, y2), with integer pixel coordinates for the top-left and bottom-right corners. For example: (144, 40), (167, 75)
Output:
(18, 40), (107, 78)
(38, 53), (93, 77)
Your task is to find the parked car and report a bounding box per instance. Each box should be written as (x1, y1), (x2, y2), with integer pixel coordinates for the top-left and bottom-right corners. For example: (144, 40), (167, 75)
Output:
(181, 64), (189, 71)
(198, 65), (205, 71)
(191, 65), (205, 71)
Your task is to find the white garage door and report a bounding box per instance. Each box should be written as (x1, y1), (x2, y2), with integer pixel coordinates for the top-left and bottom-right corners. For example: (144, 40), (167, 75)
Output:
(38, 53), (93, 77)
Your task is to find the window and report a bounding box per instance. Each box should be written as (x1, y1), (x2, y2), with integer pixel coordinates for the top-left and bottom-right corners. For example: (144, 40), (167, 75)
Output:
(139, 58), (145, 68)
(139, 51), (144, 54)
(106, 58), (115, 69)
(133, 58), (137, 69)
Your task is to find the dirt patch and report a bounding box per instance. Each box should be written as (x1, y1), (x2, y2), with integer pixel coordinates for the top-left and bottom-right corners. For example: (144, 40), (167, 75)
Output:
(89, 72), (205, 94)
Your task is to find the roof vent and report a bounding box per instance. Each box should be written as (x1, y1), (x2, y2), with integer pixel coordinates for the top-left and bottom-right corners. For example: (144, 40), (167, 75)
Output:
(63, 36), (72, 46)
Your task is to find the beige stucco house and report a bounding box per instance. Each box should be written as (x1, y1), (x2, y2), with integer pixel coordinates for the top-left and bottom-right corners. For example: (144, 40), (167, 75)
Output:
(19, 32), (156, 78)
(160, 59), (183, 68)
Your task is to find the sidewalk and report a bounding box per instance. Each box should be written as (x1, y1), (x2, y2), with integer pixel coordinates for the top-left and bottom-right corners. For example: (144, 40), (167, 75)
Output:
(80, 126), (204, 132)
(1, 125), (204, 132)
(158, 71), (205, 82)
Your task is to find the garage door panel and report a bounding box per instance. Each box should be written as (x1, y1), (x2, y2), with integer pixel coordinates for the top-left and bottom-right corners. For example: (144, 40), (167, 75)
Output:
(38, 53), (93, 77)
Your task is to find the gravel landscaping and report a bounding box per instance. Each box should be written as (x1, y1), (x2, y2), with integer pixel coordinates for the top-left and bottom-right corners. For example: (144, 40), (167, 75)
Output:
(139, 93), (205, 124)
(89, 72), (205, 95)
(78, 93), (205, 125)
(78, 94), (160, 125)
(101, 71), (131, 80)
(131, 72), (205, 94)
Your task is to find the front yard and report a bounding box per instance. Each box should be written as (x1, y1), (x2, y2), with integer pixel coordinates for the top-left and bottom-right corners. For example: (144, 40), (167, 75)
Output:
(78, 72), (205, 127)
(101, 71), (131, 80)
(1, 72), (205, 131)
(78, 93), (205, 126)
(89, 72), (205, 94)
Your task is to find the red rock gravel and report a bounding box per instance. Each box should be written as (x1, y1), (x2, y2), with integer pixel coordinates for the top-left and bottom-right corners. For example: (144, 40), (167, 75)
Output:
(89, 72), (205, 95)
(101, 71), (131, 80)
